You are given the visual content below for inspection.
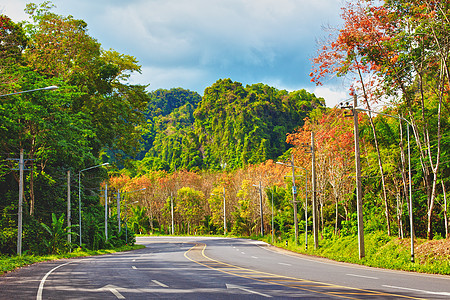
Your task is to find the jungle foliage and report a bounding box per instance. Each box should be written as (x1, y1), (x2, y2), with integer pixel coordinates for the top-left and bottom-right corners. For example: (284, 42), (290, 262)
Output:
(2, 0), (450, 260)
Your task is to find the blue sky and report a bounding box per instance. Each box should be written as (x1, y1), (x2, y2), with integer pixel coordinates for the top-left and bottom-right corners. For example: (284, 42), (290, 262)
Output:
(1, 0), (350, 107)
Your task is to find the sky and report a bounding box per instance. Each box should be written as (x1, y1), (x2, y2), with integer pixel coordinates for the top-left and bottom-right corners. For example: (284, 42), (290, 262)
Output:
(1, 0), (350, 107)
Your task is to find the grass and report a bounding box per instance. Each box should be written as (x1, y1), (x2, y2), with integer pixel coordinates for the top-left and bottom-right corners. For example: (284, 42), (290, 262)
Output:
(257, 231), (450, 275)
(0, 244), (145, 275)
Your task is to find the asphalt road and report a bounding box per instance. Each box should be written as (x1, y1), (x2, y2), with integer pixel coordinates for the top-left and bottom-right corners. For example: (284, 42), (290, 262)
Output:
(1, 236), (450, 299)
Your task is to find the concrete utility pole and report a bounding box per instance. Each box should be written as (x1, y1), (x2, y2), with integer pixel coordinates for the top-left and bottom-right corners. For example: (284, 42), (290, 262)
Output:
(353, 94), (365, 259)
(67, 170), (71, 244)
(18, 149), (24, 256)
(271, 188), (274, 244)
(290, 155), (299, 245)
(7, 149), (34, 255)
(259, 181), (264, 236)
(223, 187), (227, 235)
(105, 183), (108, 242)
(355, 107), (414, 262)
(311, 132), (318, 249)
(171, 192), (175, 235)
(117, 190), (121, 233)
(253, 182), (264, 236)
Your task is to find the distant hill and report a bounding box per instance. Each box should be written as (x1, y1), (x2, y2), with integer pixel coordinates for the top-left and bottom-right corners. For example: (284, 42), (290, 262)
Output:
(136, 79), (324, 173)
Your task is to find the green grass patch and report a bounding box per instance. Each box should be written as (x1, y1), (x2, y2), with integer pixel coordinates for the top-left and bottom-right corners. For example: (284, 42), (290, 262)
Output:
(0, 244), (145, 275)
(258, 231), (450, 275)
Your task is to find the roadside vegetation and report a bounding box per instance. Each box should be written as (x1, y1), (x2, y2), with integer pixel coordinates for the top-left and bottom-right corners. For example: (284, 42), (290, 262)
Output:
(0, 244), (145, 276)
(1, 0), (449, 276)
(258, 231), (450, 275)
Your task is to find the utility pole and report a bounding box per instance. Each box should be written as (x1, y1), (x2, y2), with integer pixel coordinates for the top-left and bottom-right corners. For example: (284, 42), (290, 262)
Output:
(171, 192), (174, 235)
(340, 96), (365, 259)
(252, 182), (265, 236)
(353, 94), (365, 259)
(18, 149), (24, 256)
(271, 188), (274, 244)
(223, 187), (227, 235)
(67, 170), (71, 244)
(105, 183), (108, 242)
(259, 181), (264, 236)
(311, 132), (318, 249)
(8, 149), (31, 255)
(291, 154), (299, 245)
(117, 189), (121, 233)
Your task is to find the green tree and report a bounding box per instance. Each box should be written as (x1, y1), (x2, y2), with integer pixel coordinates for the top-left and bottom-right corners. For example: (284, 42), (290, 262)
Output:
(176, 187), (205, 233)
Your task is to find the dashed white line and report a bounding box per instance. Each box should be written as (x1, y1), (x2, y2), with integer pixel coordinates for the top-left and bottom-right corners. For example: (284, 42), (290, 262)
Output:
(346, 273), (378, 280)
(278, 262), (292, 266)
(251, 256), (258, 259)
(152, 280), (169, 288)
(132, 266), (137, 270)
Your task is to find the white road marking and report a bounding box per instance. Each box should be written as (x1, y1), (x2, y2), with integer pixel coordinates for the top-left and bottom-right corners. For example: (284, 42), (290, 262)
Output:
(278, 262), (292, 266)
(241, 252), (246, 254)
(132, 259), (136, 262)
(101, 284), (125, 299)
(36, 261), (72, 300)
(132, 266), (137, 269)
(383, 285), (450, 296)
(226, 283), (272, 298)
(346, 273), (378, 280)
(151, 280), (169, 288)
(251, 256), (258, 259)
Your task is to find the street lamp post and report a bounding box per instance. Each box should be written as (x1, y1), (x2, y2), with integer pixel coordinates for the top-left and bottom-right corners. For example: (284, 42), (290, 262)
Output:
(78, 162), (109, 246)
(116, 188), (146, 235)
(125, 200), (139, 244)
(356, 107), (414, 262)
(1, 86), (58, 256)
(277, 155), (308, 248)
(212, 188), (228, 235)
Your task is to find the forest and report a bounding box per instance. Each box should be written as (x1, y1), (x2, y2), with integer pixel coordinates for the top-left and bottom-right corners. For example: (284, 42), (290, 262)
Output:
(1, 0), (449, 257)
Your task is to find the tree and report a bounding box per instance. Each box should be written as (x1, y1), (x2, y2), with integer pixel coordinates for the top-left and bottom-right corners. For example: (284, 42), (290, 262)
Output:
(176, 187), (205, 234)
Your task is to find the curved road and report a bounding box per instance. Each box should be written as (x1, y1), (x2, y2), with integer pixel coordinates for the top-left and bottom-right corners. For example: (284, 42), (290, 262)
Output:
(1, 236), (449, 299)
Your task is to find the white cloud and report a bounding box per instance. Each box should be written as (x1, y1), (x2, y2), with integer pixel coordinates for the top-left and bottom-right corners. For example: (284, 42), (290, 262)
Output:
(312, 85), (350, 108)
(2, 0), (345, 104)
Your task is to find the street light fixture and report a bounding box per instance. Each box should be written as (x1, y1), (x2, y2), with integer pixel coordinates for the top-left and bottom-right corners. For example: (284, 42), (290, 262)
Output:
(78, 162), (109, 246)
(355, 107), (415, 262)
(0, 85), (58, 97)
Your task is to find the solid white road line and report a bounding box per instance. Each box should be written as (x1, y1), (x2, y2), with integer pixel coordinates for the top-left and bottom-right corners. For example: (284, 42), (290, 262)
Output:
(383, 285), (450, 297)
(36, 261), (73, 300)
